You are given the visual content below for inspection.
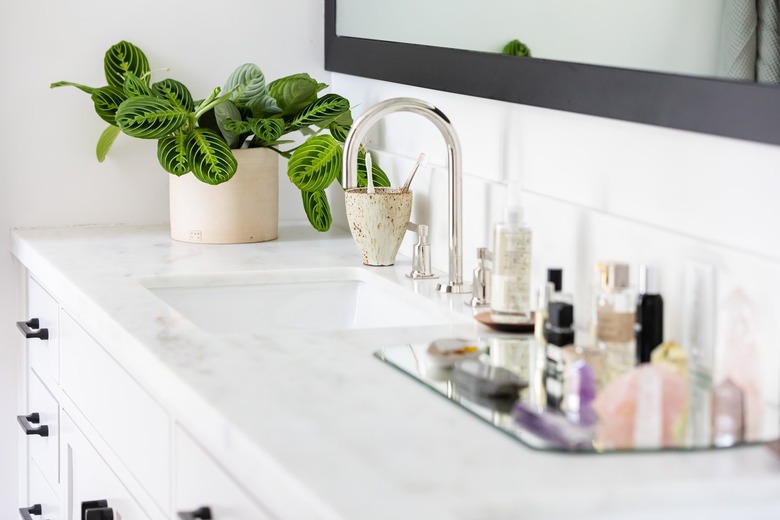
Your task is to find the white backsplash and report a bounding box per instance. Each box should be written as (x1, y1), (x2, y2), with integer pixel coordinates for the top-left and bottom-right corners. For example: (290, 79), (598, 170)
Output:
(331, 74), (780, 425)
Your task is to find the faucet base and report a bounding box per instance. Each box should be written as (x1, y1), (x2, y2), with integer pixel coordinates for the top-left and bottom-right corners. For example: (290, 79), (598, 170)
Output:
(437, 282), (472, 294)
(406, 272), (438, 280)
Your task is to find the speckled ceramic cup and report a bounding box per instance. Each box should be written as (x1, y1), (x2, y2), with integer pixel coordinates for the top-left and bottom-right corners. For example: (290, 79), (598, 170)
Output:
(345, 188), (413, 266)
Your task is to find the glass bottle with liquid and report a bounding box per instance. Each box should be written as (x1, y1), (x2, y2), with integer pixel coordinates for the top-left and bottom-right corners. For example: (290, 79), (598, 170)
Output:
(490, 205), (532, 323)
(593, 262), (636, 382)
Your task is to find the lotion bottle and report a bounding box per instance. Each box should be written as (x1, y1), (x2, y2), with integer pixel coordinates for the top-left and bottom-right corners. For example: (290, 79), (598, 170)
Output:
(490, 192), (532, 323)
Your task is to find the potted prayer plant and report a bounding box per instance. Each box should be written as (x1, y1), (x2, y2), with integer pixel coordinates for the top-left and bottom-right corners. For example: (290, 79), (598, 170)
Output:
(52, 40), (387, 243)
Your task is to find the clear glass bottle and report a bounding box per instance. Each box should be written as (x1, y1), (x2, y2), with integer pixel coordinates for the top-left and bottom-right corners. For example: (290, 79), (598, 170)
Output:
(490, 205), (532, 323)
(593, 262), (636, 382)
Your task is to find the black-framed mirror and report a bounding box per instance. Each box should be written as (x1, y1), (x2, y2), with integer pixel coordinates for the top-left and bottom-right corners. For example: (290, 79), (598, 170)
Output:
(324, 0), (780, 146)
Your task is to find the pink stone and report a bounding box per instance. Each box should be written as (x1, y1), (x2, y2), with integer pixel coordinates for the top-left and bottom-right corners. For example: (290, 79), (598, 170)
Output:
(711, 378), (745, 447)
(592, 364), (687, 449)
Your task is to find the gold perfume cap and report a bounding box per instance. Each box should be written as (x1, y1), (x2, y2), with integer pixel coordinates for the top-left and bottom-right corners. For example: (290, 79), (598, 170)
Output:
(596, 261), (629, 290)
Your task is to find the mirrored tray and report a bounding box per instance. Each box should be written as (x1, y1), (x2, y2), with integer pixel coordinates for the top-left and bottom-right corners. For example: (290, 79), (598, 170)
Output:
(375, 336), (780, 454)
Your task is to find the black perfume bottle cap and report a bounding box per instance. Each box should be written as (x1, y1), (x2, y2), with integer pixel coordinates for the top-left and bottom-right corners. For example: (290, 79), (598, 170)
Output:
(548, 301), (573, 328)
(545, 301), (575, 346)
(547, 268), (563, 292)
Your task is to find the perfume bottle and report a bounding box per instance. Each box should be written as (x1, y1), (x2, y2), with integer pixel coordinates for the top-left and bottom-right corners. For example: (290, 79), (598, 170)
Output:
(544, 301), (575, 409)
(547, 268), (573, 304)
(593, 262), (636, 382)
(490, 202), (532, 323)
(636, 265), (664, 363)
(535, 268), (567, 345)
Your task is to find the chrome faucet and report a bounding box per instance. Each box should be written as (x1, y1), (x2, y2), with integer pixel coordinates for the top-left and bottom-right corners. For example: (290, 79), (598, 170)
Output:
(342, 98), (471, 294)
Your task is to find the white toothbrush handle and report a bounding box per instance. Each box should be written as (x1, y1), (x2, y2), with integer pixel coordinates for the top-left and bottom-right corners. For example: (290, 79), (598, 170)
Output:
(402, 153), (427, 192)
(366, 152), (375, 194)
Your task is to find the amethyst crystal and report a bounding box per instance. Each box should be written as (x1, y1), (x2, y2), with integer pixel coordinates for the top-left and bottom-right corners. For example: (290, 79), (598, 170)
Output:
(512, 401), (595, 450)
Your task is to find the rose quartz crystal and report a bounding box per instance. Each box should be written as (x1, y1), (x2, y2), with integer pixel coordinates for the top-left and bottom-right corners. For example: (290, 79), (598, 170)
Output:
(593, 364), (688, 449)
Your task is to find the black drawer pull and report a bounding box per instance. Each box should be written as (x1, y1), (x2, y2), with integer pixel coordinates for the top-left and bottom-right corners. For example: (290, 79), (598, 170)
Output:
(17, 413), (48, 437)
(84, 507), (113, 520)
(19, 504), (42, 519)
(81, 500), (108, 520)
(178, 506), (212, 520)
(16, 319), (49, 340)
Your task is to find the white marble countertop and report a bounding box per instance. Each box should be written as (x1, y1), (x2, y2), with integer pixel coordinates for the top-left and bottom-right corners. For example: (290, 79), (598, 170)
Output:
(11, 223), (780, 520)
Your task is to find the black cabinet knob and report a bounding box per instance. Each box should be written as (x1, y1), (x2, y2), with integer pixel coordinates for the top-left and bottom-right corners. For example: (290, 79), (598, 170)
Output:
(17, 413), (49, 437)
(81, 500), (108, 520)
(178, 506), (213, 520)
(17, 319), (49, 340)
(19, 504), (42, 519)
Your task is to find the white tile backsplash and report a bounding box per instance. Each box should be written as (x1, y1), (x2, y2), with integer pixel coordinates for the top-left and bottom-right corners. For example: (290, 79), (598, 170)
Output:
(332, 73), (780, 416)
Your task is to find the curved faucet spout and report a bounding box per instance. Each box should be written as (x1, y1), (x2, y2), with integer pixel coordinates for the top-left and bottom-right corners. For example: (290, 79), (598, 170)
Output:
(342, 98), (470, 294)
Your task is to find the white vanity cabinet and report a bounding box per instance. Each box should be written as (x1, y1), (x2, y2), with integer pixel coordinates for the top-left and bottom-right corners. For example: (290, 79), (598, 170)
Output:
(60, 411), (152, 520)
(17, 274), (281, 520)
(174, 427), (275, 520)
(60, 309), (171, 514)
(26, 460), (60, 520)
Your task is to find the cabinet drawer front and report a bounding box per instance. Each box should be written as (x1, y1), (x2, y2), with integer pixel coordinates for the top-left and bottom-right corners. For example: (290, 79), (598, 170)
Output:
(26, 277), (59, 385)
(175, 427), (274, 520)
(28, 458), (61, 520)
(27, 369), (59, 487)
(61, 412), (152, 520)
(60, 311), (170, 513)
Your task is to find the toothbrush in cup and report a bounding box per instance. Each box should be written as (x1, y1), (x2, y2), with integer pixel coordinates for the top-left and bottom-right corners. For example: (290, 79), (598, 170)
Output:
(365, 151), (375, 194)
(401, 153), (427, 193)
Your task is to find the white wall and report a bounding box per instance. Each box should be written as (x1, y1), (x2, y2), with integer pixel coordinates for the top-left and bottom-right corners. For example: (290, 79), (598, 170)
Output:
(330, 74), (780, 440)
(0, 0), (324, 514)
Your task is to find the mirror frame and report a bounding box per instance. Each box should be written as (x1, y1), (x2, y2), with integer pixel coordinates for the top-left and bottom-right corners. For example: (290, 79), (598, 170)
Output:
(324, 0), (780, 146)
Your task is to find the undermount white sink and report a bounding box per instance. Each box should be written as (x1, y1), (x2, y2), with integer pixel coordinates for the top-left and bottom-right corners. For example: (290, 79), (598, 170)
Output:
(140, 267), (464, 334)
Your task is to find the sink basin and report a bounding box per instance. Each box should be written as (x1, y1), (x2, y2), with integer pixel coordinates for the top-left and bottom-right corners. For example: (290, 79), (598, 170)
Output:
(140, 267), (464, 334)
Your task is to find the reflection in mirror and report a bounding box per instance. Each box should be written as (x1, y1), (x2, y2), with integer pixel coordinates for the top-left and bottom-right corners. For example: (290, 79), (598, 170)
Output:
(337, 0), (780, 84)
(375, 339), (780, 453)
(327, 0), (780, 145)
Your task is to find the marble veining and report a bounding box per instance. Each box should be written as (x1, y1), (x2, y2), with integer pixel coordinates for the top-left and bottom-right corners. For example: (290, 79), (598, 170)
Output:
(11, 223), (780, 520)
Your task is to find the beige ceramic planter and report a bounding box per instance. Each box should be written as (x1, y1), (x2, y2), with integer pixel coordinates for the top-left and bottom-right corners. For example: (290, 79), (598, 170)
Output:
(169, 148), (279, 244)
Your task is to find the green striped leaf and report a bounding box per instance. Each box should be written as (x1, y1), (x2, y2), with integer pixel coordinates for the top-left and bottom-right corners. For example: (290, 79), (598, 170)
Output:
(123, 72), (153, 97)
(289, 94), (350, 130)
(357, 151), (391, 188)
(329, 110), (353, 142)
(329, 121), (350, 142)
(96, 125), (121, 162)
(91, 86), (127, 125)
(157, 132), (191, 176)
(287, 135), (341, 192)
(186, 128), (237, 185)
(223, 118), (251, 135)
(213, 100), (242, 148)
(268, 73), (319, 115)
(152, 79), (194, 112)
(224, 63), (280, 116)
(502, 39), (531, 57)
(50, 81), (96, 94)
(104, 41), (150, 88)
(301, 190), (332, 232)
(115, 96), (188, 139)
(248, 117), (285, 144)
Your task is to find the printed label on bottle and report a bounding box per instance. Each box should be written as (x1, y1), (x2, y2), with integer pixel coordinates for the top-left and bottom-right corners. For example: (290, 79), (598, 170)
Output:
(596, 309), (635, 342)
(491, 227), (532, 316)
